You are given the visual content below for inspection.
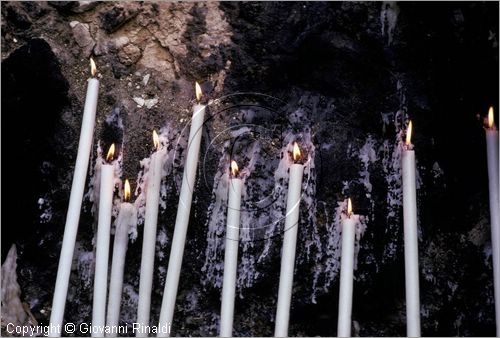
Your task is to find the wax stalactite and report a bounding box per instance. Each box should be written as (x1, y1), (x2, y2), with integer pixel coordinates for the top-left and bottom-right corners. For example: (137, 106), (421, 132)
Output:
(137, 130), (166, 336)
(484, 106), (500, 336)
(158, 82), (206, 337)
(275, 142), (304, 337)
(92, 143), (116, 336)
(50, 58), (100, 336)
(337, 198), (356, 337)
(106, 179), (137, 334)
(220, 160), (243, 337)
(402, 120), (421, 337)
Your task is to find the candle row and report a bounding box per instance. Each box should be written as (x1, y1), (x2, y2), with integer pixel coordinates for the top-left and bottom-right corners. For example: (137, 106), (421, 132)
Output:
(49, 58), (499, 337)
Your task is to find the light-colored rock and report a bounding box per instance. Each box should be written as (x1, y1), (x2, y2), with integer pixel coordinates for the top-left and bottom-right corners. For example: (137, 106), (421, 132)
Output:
(1, 245), (34, 329)
(133, 97), (145, 107)
(137, 42), (174, 78)
(113, 36), (130, 51)
(70, 21), (95, 58)
(144, 97), (158, 109)
(72, 1), (99, 13)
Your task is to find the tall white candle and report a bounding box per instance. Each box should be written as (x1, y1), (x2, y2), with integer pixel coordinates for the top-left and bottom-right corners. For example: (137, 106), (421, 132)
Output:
(220, 161), (243, 337)
(158, 82), (206, 337)
(275, 142), (304, 337)
(402, 121), (421, 337)
(137, 131), (166, 336)
(337, 198), (356, 337)
(107, 179), (137, 334)
(485, 106), (500, 336)
(50, 58), (99, 336)
(92, 144), (116, 335)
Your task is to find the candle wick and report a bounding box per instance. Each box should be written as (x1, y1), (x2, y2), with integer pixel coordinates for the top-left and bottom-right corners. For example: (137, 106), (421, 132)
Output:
(404, 143), (414, 151)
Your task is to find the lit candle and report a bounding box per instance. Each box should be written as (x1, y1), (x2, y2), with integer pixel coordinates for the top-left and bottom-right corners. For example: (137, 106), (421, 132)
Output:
(337, 198), (355, 337)
(402, 121), (421, 337)
(485, 106), (500, 336)
(106, 179), (137, 333)
(274, 142), (304, 337)
(92, 144), (116, 335)
(220, 161), (243, 337)
(158, 82), (206, 336)
(137, 130), (167, 336)
(50, 58), (100, 335)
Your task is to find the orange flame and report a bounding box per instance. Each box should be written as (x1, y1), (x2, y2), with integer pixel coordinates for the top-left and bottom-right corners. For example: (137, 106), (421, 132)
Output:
(90, 57), (97, 77)
(106, 143), (115, 162)
(405, 121), (413, 146)
(347, 198), (353, 217)
(153, 130), (160, 150)
(293, 142), (301, 161)
(488, 106), (495, 129)
(231, 160), (239, 177)
(195, 82), (203, 101)
(124, 179), (131, 202)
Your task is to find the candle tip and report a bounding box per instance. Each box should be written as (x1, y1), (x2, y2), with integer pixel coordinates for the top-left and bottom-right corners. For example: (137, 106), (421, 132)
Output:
(152, 130), (160, 150)
(488, 106), (495, 129)
(124, 179), (131, 202)
(292, 142), (301, 162)
(106, 143), (115, 162)
(405, 120), (413, 146)
(231, 160), (239, 177)
(90, 57), (97, 77)
(347, 198), (353, 217)
(195, 81), (203, 101)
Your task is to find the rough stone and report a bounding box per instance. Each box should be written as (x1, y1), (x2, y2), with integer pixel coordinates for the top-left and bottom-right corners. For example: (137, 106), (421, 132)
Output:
(99, 5), (139, 33)
(137, 42), (174, 75)
(113, 36), (130, 51)
(71, 1), (99, 14)
(3, 4), (32, 30)
(117, 43), (141, 66)
(69, 21), (95, 58)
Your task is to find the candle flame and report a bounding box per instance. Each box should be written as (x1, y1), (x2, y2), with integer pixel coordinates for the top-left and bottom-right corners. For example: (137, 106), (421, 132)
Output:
(405, 120), (412, 146)
(347, 198), (353, 217)
(153, 130), (160, 150)
(90, 57), (97, 77)
(124, 179), (131, 202)
(195, 81), (203, 101)
(488, 106), (495, 129)
(106, 143), (115, 162)
(292, 142), (301, 161)
(231, 160), (239, 177)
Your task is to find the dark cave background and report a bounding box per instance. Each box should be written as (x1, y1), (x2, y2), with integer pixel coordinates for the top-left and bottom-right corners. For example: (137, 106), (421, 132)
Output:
(1, 1), (499, 336)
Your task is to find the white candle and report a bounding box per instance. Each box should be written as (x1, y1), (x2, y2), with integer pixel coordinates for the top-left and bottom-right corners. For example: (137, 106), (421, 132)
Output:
(402, 121), (421, 337)
(158, 82), (206, 337)
(485, 106), (500, 336)
(137, 131), (166, 336)
(337, 198), (356, 337)
(92, 144), (116, 335)
(220, 161), (243, 337)
(106, 179), (137, 334)
(50, 58), (99, 335)
(275, 142), (304, 337)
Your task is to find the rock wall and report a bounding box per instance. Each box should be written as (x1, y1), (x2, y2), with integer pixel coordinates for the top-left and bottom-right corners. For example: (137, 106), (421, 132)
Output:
(1, 1), (499, 336)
